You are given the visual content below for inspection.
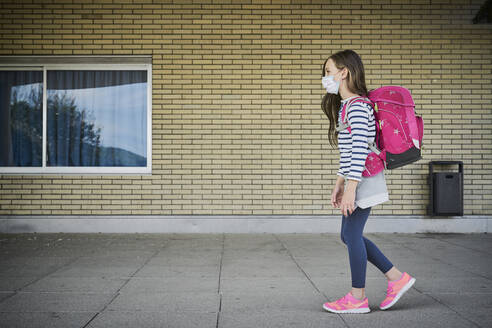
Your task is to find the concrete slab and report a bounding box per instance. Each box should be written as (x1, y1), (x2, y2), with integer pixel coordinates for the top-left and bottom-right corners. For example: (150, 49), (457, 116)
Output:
(0, 277), (38, 291)
(430, 292), (492, 327)
(49, 264), (141, 278)
(0, 312), (94, 328)
(220, 276), (313, 293)
(0, 291), (15, 302)
(220, 289), (324, 312)
(21, 276), (127, 293)
(0, 257), (73, 276)
(149, 253), (222, 266)
(0, 232), (491, 328)
(120, 276), (219, 293)
(87, 310), (217, 328)
(0, 292), (114, 312)
(218, 309), (347, 328)
(105, 291), (220, 313)
(134, 264), (220, 278)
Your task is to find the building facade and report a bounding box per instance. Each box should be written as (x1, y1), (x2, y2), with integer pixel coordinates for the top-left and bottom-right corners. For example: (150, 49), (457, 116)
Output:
(0, 0), (491, 232)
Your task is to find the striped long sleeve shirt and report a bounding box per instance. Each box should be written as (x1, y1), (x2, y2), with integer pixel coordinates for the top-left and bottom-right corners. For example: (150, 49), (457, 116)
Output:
(337, 96), (376, 182)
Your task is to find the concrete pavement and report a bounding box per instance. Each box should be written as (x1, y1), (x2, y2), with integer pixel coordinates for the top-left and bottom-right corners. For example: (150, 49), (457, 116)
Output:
(0, 232), (491, 327)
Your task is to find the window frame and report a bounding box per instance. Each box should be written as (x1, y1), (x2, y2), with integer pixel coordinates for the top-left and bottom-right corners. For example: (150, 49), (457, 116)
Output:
(0, 56), (152, 176)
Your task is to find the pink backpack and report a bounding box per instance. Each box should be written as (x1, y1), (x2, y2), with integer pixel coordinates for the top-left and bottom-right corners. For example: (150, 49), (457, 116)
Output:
(337, 86), (424, 177)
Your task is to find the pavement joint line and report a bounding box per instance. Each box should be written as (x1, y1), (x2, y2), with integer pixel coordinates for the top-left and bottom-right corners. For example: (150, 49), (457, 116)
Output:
(273, 233), (352, 328)
(215, 233), (225, 328)
(81, 240), (169, 328)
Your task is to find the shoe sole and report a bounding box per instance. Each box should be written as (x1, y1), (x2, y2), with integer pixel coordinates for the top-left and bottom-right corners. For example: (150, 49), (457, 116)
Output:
(379, 277), (416, 310)
(323, 304), (371, 314)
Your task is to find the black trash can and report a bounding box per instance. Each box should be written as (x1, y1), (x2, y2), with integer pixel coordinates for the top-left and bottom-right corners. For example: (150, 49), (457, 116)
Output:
(428, 161), (464, 216)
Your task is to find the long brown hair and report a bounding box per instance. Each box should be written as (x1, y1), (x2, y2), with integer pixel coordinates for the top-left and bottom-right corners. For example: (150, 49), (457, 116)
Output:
(321, 49), (369, 148)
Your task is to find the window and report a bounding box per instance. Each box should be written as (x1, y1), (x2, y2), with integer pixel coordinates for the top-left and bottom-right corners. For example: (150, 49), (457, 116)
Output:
(0, 56), (152, 175)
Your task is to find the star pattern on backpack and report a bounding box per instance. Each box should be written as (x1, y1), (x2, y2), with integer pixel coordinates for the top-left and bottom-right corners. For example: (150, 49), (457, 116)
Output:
(362, 86), (423, 177)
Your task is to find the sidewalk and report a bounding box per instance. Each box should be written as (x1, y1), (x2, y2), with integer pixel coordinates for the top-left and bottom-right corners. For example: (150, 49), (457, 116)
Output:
(0, 232), (491, 327)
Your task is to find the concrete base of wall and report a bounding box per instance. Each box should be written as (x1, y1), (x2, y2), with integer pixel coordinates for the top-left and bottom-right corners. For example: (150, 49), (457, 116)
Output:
(0, 215), (490, 233)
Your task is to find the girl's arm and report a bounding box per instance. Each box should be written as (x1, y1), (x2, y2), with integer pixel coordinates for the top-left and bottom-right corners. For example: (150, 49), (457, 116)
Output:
(346, 178), (359, 191)
(335, 175), (345, 187)
(346, 103), (370, 182)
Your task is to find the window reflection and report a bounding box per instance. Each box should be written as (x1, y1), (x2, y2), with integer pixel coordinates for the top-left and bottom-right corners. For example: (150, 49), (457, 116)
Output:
(0, 70), (43, 167)
(46, 70), (147, 167)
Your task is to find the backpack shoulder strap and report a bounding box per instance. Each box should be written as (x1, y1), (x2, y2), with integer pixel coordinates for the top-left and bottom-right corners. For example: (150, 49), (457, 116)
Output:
(341, 96), (373, 125)
(338, 96), (381, 154)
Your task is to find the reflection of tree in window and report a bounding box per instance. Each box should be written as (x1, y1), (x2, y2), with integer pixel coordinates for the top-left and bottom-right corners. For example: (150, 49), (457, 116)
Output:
(9, 85), (43, 165)
(47, 91), (102, 166)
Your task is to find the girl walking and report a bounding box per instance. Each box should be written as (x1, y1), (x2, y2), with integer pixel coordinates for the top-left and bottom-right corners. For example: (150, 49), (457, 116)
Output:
(320, 49), (416, 313)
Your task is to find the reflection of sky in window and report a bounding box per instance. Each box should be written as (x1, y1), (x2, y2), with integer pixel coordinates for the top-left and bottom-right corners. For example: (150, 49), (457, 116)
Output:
(51, 82), (147, 158)
(10, 83), (42, 107)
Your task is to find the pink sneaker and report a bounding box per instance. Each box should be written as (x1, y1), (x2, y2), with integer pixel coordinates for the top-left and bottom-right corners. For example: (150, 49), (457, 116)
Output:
(323, 291), (370, 314)
(379, 272), (416, 310)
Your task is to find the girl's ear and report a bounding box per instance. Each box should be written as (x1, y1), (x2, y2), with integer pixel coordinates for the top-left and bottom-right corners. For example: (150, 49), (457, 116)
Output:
(341, 67), (349, 80)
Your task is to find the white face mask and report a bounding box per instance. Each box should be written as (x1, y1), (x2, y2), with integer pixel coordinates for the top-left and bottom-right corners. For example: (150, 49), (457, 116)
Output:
(321, 75), (341, 94)
(321, 69), (342, 94)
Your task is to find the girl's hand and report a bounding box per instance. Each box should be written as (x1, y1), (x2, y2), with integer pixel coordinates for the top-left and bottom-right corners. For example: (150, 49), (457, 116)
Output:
(340, 187), (356, 217)
(331, 183), (344, 209)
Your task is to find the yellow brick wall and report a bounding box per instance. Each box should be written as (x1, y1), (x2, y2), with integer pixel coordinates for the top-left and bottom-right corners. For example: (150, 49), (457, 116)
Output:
(0, 0), (491, 216)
